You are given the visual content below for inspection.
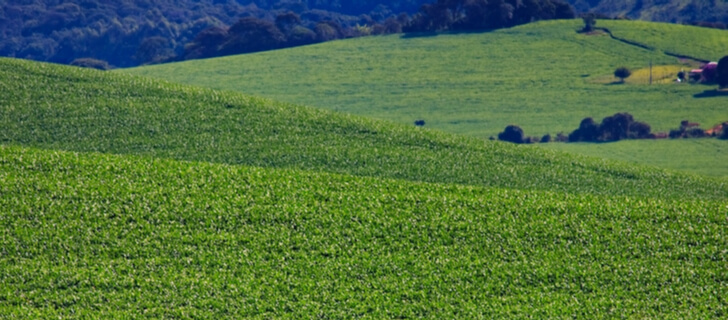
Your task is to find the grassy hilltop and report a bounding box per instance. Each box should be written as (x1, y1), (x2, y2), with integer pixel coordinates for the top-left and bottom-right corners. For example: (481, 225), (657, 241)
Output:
(2, 57), (728, 317)
(126, 19), (728, 177)
(126, 19), (728, 137)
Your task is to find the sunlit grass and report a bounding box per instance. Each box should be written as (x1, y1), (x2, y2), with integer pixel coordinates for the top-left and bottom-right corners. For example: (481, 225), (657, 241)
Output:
(125, 19), (728, 177)
(4, 57), (725, 198)
(1, 145), (726, 318)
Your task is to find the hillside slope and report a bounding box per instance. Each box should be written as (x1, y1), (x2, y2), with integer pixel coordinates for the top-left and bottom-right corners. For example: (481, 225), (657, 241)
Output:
(126, 20), (728, 137)
(126, 19), (728, 177)
(2, 57), (726, 199)
(2, 145), (727, 318)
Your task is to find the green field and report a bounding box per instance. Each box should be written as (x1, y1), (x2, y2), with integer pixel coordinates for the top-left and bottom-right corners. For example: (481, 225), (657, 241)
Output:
(2, 48), (728, 316)
(4, 58), (724, 198)
(544, 138), (728, 178)
(126, 19), (728, 178)
(2, 146), (727, 318)
(126, 20), (728, 138)
(599, 20), (728, 61)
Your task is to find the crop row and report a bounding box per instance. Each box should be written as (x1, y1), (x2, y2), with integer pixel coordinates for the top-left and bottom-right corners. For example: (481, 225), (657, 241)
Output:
(1, 145), (726, 318)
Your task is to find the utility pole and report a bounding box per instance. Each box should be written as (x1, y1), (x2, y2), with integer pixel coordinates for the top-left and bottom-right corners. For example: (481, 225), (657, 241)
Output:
(649, 60), (652, 85)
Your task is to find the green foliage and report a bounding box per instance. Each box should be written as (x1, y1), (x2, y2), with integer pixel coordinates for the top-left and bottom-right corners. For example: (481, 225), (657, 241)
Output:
(614, 66), (631, 82)
(570, 113), (651, 142)
(498, 125), (525, 144)
(0, 0), (429, 67)
(2, 145), (728, 318)
(404, 0), (575, 32)
(2, 54), (728, 317)
(3, 57), (727, 200)
(717, 55), (728, 88)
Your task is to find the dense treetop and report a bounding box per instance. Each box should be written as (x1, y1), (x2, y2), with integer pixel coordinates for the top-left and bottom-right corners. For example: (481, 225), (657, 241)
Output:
(0, 0), (431, 67)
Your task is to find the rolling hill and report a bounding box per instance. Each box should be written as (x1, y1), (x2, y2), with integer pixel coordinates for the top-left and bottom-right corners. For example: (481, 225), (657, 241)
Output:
(125, 19), (728, 177)
(2, 57), (726, 198)
(2, 57), (727, 317)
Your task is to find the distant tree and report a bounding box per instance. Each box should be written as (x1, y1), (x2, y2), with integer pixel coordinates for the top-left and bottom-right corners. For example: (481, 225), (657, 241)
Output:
(627, 121), (652, 139)
(614, 67), (631, 83)
(569, 113), (651, 142)
(184, 26), (228, 60)
(414, 120), (426, 126)
(219, 17), (285, 56)
(569, 117), (599, 142)
(552, 1), (576, 19)
(716, 55), (728, 88)
(275, 12), (302, 34)
(498, 125), (525, 144)
(135, 36), (174, 64)
(540, 134), (552, 143)
(581, 13), (596, 32)
(599, 112), (633, 141)
(286, 26), (317, 46)
(383, 17), (403, 33)
(314, 21), (344, 41)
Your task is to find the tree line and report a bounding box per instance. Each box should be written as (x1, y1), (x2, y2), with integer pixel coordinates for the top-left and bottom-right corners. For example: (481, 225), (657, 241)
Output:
(1, 0), (576, 68)
(185, 0), (575, 61)
(497, 112), (728, 144)
(0, 0), (432, 68)
(404, 0), (575, 32)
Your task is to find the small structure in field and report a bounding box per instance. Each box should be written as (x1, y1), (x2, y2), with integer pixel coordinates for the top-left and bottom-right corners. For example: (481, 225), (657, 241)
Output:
(689, 62), (718, 83)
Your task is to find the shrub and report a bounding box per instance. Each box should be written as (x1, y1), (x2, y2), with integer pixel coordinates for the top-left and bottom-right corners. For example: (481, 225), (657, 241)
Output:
(414, 120), (425, 126)
(669, 120), (706, 138)
(627, 121), (652, 139)
(286, 26), (317, 46)
(540, 134), (551, 143)
(569, 117), (599, 142)
(568, 113), (651, 142)
(70, 58), (111, 70)
(498, 125), (525, 144)
(553, 132), (566, 142)
(669, 128), (684, 139)
(685, 127), (706, 138)
(720, 127), (728, 140)
(523, 136), (539, 144)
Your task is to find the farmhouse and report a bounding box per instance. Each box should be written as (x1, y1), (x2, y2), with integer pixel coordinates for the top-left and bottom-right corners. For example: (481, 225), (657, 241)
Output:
(689, 62), (718, 83)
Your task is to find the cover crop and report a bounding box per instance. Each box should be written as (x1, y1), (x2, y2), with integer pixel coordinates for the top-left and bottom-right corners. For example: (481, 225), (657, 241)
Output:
(1, 146), (726, 318)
